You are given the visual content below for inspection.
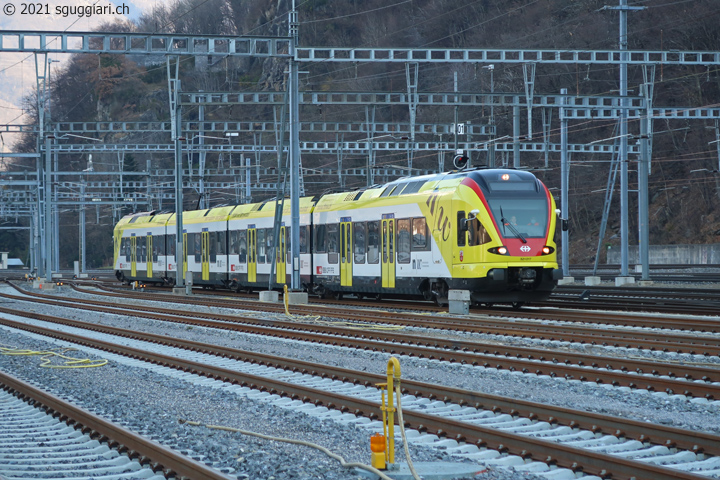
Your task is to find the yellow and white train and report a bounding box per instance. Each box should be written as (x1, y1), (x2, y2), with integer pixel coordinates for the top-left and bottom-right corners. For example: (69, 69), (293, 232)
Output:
(114, 168), (563, 305)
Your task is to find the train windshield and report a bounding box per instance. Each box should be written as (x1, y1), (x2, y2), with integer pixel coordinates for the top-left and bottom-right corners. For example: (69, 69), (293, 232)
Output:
(486, 198), (548, 239)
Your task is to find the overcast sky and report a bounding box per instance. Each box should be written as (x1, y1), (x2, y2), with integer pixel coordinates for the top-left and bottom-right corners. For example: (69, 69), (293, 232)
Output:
(0, 0), (155, 153)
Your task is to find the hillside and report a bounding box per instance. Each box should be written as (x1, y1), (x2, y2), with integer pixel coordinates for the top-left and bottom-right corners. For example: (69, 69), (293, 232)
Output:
(7, 0), (720, 268)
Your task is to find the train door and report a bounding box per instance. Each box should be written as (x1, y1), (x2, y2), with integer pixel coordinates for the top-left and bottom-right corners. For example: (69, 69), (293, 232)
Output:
(381, 216), (395, 289)
(276, 225), (286, 284)
(340, 220), (352, 287)
(182, 231), (188, 281)
(248, 227), (257, 283)
(146, 235), (153, 278)
(130, 235), (137, 277)
(201, 229), (210, 281)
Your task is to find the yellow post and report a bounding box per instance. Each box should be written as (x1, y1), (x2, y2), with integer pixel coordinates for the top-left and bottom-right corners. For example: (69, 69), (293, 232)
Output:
(372, 357), (402, 470)
(386, 357), (401, 466)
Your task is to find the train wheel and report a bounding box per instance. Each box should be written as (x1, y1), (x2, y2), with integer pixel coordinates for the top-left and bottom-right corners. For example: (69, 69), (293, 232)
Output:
(511, 301), (524, 310)
(333, 291), (344, 300)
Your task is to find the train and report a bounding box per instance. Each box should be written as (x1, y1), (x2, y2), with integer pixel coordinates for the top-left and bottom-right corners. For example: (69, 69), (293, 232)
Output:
(114, 168), (563, 306)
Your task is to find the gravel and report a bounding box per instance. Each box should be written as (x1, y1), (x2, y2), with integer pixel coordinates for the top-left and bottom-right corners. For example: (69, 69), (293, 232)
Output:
(2, 282), (720, 480)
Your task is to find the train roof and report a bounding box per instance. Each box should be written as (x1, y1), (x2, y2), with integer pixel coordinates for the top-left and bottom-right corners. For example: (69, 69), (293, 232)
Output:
(228, 196), (316, 220)
(313, 168), (542, 212)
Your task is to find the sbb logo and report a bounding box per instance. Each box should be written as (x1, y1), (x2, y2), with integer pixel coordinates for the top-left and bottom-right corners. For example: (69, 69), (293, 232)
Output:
(520, 245), (531, 253)
(316, 266), (323, 275)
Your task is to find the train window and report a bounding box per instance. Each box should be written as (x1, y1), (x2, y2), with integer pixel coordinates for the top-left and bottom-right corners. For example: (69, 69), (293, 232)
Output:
(121, 238), (129, 261)
(209, 232), (218, 260)
(457, 211), (466, 247)
(144, 237), (148, 263)
(327, 224), (339, 263)
(266, 228), (275, 261)
(367, 221), (380, 264)
(157, 235), (166, 257)
(403, 180), (425, 195)
(257, 229), (266, 263)
(468, 219), (491, 246)
(412, 218), (428, 250)
(380, 185), (397, 197)
(314, 224), (327, 253)
(397, 219), (411, 264)
(229, 230), (238, 255)
(194, 233), (202, 262)
(167, 234), (175, 257)
(217, 231), (227, 255)
(326, 224), (338, 254)
(238, 231), (247, 262)
(389, 184), (406, 197)
(353, 222), (366, 264)
(152, 237), (159, 262)
(299, 226), (309, 254)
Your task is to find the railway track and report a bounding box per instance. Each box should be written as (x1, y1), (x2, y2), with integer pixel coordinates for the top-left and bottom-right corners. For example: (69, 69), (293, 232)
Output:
(80, 281), (720, 334)
(0, 370), (233, 480)
(5, 283), (720, 397)
(91, 275), (720, 317)
(1, 303), (719, 480)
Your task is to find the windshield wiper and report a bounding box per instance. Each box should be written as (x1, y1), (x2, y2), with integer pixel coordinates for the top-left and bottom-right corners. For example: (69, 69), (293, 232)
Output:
(500, 207), (527, 243)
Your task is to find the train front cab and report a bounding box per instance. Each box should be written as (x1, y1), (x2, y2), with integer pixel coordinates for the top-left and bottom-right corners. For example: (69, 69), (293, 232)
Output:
(451, 170), (563, 305)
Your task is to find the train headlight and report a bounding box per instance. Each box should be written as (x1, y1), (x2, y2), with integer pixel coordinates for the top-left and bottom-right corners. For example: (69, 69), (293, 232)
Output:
(541, 246), (555, 255)
(488, 246), (508, 255)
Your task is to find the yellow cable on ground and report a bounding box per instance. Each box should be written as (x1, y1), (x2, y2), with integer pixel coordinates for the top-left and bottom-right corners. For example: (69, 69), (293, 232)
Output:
(0, 347), (107, 369)
(282, 285), (404, 331)
(179, 419), (399, 480)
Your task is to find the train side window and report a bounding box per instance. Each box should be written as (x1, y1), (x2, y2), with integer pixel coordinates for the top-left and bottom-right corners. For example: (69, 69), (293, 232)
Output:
(412, 217), (428, 250)
(457, 211), (466, 247)
(122, 238), (130, 262)
(138, 236), (146, 263)
(229, 230), (238, 255)
(314, 224), (326, 253)
(257, 229), (266, 263)
(157, 235), (165, 257)
(397, 219), (411, 264)
(209, 232), (218, 260)
(367, 221), (380, 264)
(353, 222), (366, 264)
(299, 225), (309, 254)
(167, 234), (175, 257)
(238, 231), (247, 262)
(266, 228), (275, 261)
(327, 223), (339, 263)
(152, 236), (159, 262)
(468, 219), (491, 246)
(218, 231), (227, 255)
(194, 233), (202, 262)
